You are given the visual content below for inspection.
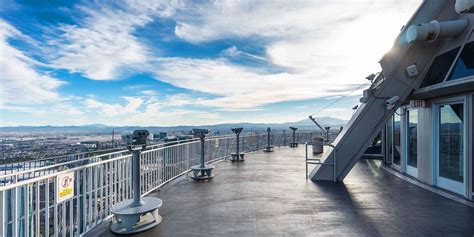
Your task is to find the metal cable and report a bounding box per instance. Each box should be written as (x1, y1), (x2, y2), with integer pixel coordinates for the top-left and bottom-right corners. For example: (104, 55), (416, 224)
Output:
(309, 82), (370, 117)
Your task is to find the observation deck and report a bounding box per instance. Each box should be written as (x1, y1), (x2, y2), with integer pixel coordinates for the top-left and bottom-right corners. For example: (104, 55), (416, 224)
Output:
(87, 146), (474, 237)
(1, 133), (473, 237)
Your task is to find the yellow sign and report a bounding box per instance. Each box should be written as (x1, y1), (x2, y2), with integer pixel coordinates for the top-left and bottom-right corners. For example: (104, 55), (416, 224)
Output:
(56, 171), (75, 203)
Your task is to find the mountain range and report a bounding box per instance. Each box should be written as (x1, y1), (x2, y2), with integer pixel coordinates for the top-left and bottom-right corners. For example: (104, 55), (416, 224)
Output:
(0, 117), (347, 134)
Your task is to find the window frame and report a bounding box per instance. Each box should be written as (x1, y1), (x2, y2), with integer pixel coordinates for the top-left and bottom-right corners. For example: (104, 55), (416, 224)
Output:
(444, 32), (474, 82)
(405, 108), (418, 178)
(392, 108), (403, 170)
(421, 30), (474, 88)
(432, 95), (468, 196)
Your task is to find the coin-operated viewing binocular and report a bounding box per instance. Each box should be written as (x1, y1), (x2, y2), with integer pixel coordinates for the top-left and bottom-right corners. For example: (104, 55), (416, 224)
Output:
(112, 129), (162, 234)
(193, 128), (210, 136)
(231, 127), (243, 134)
(123, 130), (150, 150)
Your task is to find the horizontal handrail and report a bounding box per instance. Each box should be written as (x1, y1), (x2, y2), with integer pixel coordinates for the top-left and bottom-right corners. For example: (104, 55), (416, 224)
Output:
(0, 132), (316, 187)
(0, 133), (297, 181)
(0, 149), (129, 181)
(0, 136), (224, 180)
(0, 154), (133, 191)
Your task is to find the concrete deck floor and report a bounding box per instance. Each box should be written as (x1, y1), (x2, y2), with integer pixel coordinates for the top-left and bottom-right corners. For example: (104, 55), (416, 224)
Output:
(89, 146), (474, 237)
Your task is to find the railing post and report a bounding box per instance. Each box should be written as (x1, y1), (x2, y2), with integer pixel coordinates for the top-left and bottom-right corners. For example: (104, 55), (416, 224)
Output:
(256, 133), (259, 150)
(305, 142), (308, 179)
(13, 176), (18, 237)
(226, 138), (230, 159)
(187, 144), (190, 169)
(0, 191), (5, 237)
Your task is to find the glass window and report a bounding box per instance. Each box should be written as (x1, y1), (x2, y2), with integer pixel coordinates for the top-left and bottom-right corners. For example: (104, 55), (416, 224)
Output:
(407, 110), (418, 168)
(393, 109), (402, 165)
(420, 47), (460, 88)
(446, 41), (474, 81)
(439, 103), (464, 182)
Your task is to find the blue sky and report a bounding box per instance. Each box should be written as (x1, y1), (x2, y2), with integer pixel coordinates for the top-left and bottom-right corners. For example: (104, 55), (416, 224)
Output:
(0, 0), (421, 126)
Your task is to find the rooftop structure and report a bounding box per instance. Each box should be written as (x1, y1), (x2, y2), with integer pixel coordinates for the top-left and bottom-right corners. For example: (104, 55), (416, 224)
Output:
(310, 0), (474, 201)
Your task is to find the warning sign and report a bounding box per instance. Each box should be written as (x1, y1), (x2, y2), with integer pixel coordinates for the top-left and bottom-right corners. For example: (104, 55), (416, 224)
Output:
(56, 171), (74, 203)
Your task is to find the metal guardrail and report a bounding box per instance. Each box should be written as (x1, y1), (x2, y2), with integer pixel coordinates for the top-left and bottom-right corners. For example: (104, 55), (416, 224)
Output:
(305, 142), (337, 182)
(0, 132), (316, 237)
(0, 137), (220, 186)
(0, 139), (198, 177)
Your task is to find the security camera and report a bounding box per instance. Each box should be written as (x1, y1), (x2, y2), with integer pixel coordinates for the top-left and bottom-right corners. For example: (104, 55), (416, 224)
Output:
(365, 73), (376, 82)
(122, 130), (149, 149)
(385, 96), (400, 110)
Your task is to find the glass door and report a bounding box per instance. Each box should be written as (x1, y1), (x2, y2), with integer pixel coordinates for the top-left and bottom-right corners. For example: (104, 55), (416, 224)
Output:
(435, 101), (466, 196)
(385, 116), (393, 164)
(393, 109), (402, 167)
(406, 109), (418, 177)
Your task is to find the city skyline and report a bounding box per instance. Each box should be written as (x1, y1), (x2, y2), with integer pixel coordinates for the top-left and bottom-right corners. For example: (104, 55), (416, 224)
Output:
(1, 0), (421, 126)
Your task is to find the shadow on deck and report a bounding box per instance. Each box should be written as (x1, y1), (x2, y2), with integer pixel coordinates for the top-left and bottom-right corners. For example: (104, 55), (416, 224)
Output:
(88, 146), (474, 237)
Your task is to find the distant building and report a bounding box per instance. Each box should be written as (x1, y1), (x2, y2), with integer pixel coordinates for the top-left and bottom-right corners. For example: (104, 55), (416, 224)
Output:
(153, 132), (167, 140)
(79, 141), (99, 149)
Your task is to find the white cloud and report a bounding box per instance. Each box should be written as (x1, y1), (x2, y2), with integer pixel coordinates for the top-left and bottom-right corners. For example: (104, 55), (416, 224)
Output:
(149, 57), (366, 109)
(175, 1), (420, 44)
(140, 90), (159, 96)
(316, 107), (354, 121)
(1, 1), (424, 126)
(164, 94), (196, 106)
(49, 1), (182, 80)
(0, 20), (65, 107)
(84, 97), (143, 116)
(221, 46), (267, 61)
(174, 1), (328, 43)
(164, 0), (422, 111)
(81, 96), (221, 126)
